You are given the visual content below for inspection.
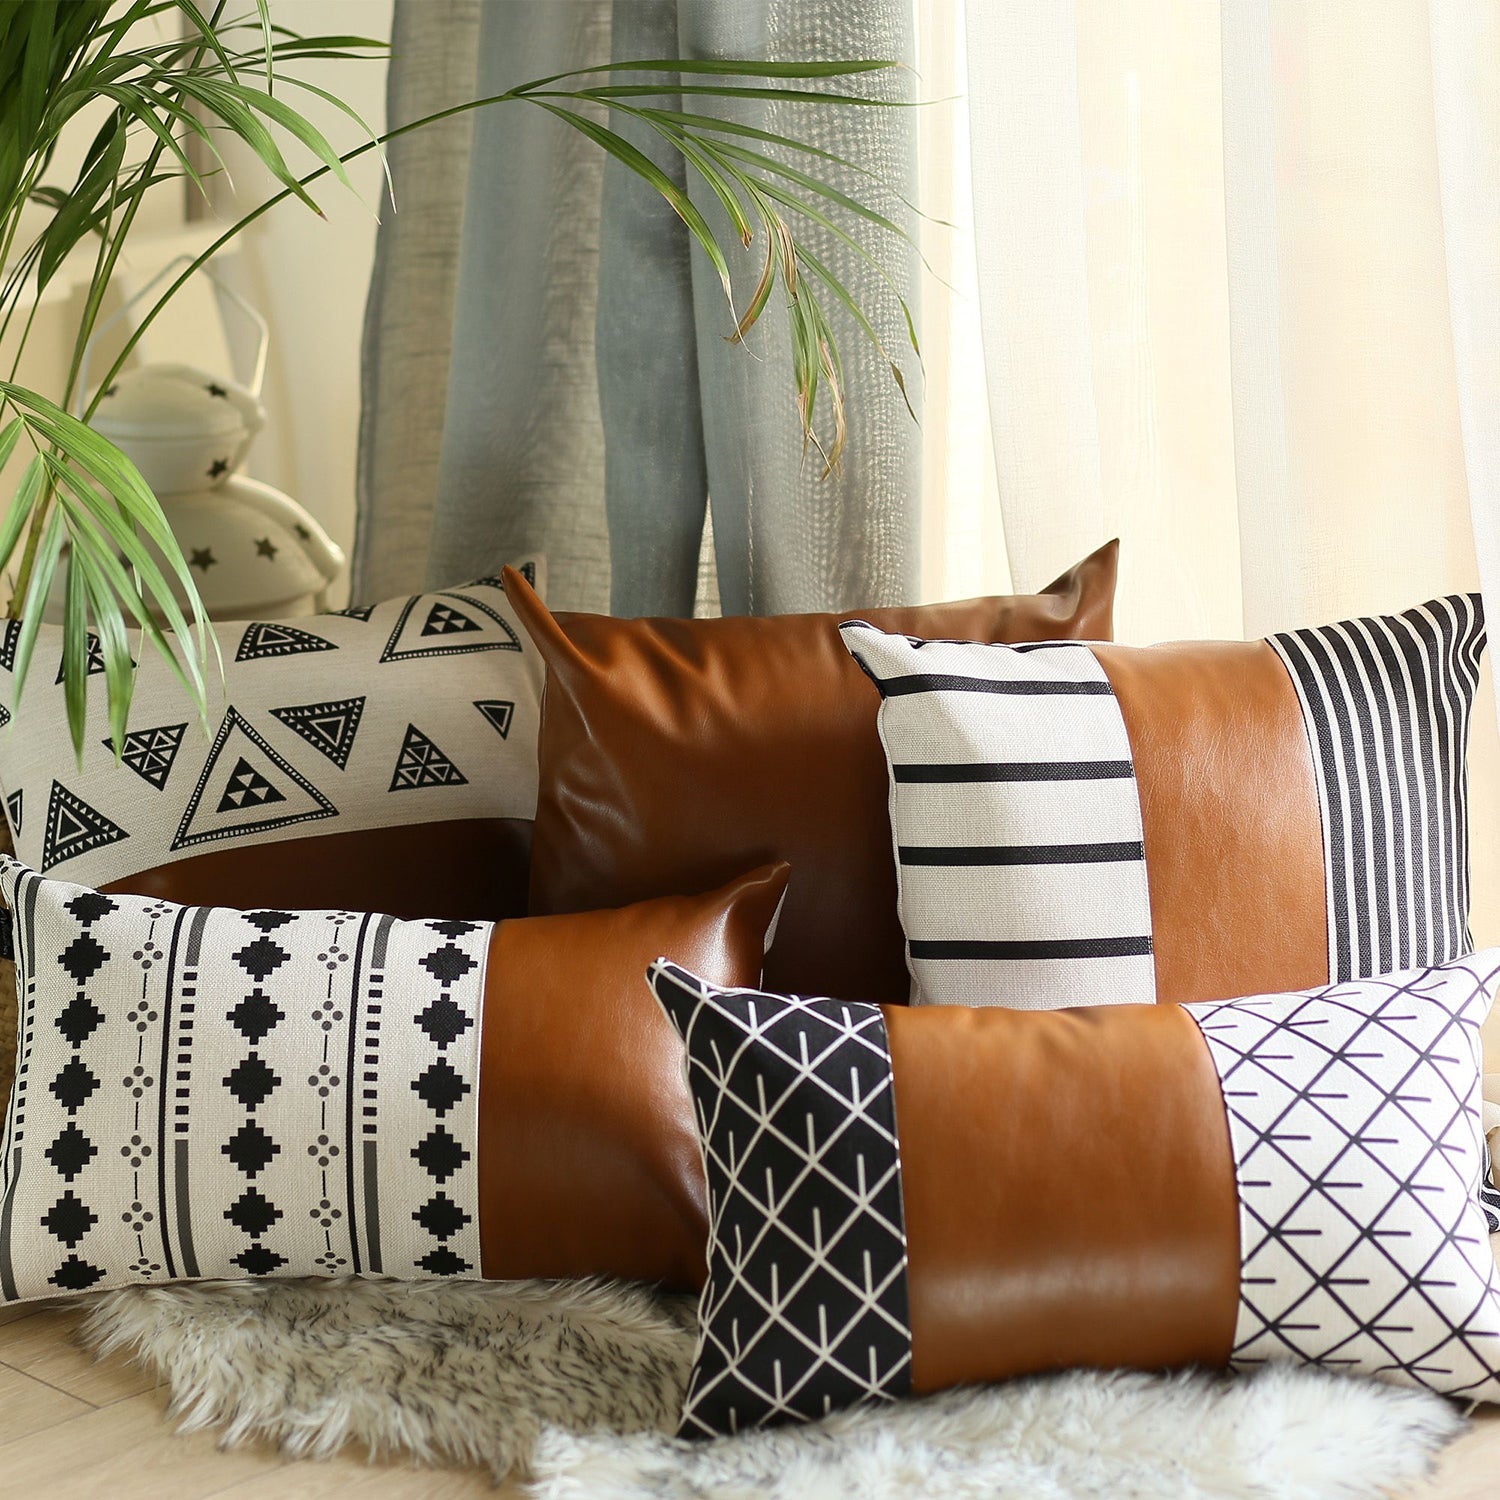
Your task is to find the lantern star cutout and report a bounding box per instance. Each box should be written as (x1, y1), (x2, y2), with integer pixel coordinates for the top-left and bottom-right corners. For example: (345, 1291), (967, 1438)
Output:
(207, 458), (230, 480)
(255, 537), (278, 560)
(206, 383), (228, 398)
(189, 548), (217, 572)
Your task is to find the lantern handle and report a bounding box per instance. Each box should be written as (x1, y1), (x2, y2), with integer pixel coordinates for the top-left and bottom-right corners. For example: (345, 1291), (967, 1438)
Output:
(76, 254), (269, 416)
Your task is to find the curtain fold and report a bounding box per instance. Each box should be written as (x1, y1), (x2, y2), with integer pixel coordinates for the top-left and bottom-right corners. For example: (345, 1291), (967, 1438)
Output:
(356, 0), (921, 616)
(964, 0), (1500, 944)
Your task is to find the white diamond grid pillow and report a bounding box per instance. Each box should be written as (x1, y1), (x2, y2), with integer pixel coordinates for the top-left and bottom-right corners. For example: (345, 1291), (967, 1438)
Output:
(650, 951), (1500, 1438)
(0, 856), (487, 1296)
(0, 563), (544, 904)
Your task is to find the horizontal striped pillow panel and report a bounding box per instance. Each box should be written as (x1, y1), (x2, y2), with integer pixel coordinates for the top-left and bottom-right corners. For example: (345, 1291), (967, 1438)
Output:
(845, 624), (1154, 1009)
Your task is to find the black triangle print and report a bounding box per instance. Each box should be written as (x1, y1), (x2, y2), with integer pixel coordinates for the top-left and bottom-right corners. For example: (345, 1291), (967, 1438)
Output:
(171, 707), (337, 852)
(421, 601), (482, 637)
(379, 592), (521, 663)
(42, 782), (129, 872)
(54, 633), (121, 685)
(0, 703), (10, 730)
(389, 724), (468, 792)
(235, 621), (339, 663)
(270, 696), (366, 770)
(0, 619), (18, 672)
(5, 788), (21, 835)
(473, 700), (514, 739)
(328, 603), (374, 621)
(104, 722), (187, 791)
(216, 757), (287, 813)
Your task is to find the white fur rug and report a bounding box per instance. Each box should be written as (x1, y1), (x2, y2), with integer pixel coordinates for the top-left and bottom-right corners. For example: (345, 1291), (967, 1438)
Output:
(76, 1276), (1464, 1499)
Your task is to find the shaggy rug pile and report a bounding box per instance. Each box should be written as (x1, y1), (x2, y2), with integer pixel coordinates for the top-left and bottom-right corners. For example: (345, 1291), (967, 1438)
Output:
(77, 1274), (1464, 1499)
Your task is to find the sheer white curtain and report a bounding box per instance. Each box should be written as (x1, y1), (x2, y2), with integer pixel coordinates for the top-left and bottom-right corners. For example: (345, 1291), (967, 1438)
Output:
(935, 0), (1500, 945)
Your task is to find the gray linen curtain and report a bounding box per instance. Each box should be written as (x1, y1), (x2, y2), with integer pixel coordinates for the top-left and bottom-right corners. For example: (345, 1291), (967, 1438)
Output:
(354, 0), (919, 616)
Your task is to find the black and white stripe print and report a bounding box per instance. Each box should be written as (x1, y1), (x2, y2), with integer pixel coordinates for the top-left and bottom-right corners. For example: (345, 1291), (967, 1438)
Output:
(1268, 594), (1486, 981)
(841, 624), (1155, 1009)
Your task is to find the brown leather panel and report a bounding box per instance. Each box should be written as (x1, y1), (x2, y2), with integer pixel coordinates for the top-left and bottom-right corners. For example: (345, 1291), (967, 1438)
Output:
(885, 1000), (1240, 1391)
(102, 818), (534, 922)
(477, 862), (789, 1288)
(507, 540), (1118, 1005)
(1092, 641), (1329, 1003)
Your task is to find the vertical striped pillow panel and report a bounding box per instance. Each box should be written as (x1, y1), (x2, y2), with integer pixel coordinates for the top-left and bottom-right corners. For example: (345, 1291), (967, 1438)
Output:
(841, 594), (1486, 1012)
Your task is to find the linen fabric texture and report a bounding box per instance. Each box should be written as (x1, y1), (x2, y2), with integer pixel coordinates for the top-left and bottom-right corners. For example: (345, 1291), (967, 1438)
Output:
(651, 953), (1500, 1437)
(505, 541), (1118, 1006)
(0, 858), (787, 1302)
(0, 565), (545, 923)
(841, 594), (1486, 1010)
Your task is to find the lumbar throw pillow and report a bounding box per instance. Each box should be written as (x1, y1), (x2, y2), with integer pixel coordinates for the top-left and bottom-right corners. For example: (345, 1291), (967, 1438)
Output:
(651, 952), (1500, 1437)
(0, 565), (545, 923)
(0, 856), (787, 1301)
(841, 595), (1486, 1009)
(503, 541), (1119, 1006)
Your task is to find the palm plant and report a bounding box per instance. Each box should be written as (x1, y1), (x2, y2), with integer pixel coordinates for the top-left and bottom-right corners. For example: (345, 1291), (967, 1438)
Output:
(0, 0), (917, 758)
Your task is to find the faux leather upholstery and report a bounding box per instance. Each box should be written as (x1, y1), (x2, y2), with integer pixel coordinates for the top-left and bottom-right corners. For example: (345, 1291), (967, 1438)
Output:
(476, 863), (789, 1288)
(104, 818), (534, 921)
(884, 999), (1241, 1390)
(505, 541), (1118, 1004)
(1092, 640), (1330, 1003)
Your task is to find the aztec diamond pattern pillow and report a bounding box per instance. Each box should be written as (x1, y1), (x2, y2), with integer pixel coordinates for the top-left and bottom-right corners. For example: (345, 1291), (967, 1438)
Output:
(0, 564), (545, 922)
(0, 856), (787, 1301)
(652, 952), (1500, 1437)
(841, 594), (1486, 1010)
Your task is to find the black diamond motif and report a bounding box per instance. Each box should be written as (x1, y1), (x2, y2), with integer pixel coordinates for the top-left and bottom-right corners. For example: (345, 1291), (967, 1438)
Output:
(41, 782), (128, 872)
(45, 1124), (96, 1180)
(389, 725), (467, 792)
(243, 911), (296, 932)
(232, 1244), (289, 1276)
(6, 788), (21, 834)
(216, 756), (287, 813)
(55, 994), (105, 1047)
(224, 1055), (281, 1109)
(412, 1059), (468, 1117)
(233, 936), (291, 982)
(473, 700), (515, 739)
(415, 997), (471, 1050)
(411, 1126), (469, 1183)
(269, 696), (366, 770)
(49, 1255), (106, 1292)
(58, 933), (107, 983)
(225, 1187), (282, 1238)
(228, 988), (285, 1042)
(50, 1058), (98, 1114)
(422, 602), (482, 637)
(64, 891), (117, 925)
(105, 722), (187, 791)
(413, 1193), (470, 1241)
(235, 621), (338, 662)
(415, 1245), (471, 1277)
(41, 1190), (97, 1248)
(429, 920), (479, 938)
(420, 944), (475, 986)
(223, 1121), (279, 1177)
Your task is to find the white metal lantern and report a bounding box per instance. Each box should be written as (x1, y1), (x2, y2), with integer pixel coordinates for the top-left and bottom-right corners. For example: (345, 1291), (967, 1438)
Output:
(69, 257), (345, 621)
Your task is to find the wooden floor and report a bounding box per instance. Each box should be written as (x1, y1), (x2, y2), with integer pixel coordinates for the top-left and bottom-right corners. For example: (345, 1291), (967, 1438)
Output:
(0, 1296), (1497, 1498)
(0, 1300), (522, 1499)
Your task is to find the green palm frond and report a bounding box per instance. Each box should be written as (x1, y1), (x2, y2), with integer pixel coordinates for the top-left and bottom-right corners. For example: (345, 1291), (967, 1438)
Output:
(0, 1), (915, 757)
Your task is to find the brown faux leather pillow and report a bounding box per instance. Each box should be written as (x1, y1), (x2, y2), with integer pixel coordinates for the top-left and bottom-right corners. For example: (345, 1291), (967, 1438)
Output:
(504, 541), (1118, 1004)
(0, 858), (786, 1305)
(652, 953), (1500, 1435)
